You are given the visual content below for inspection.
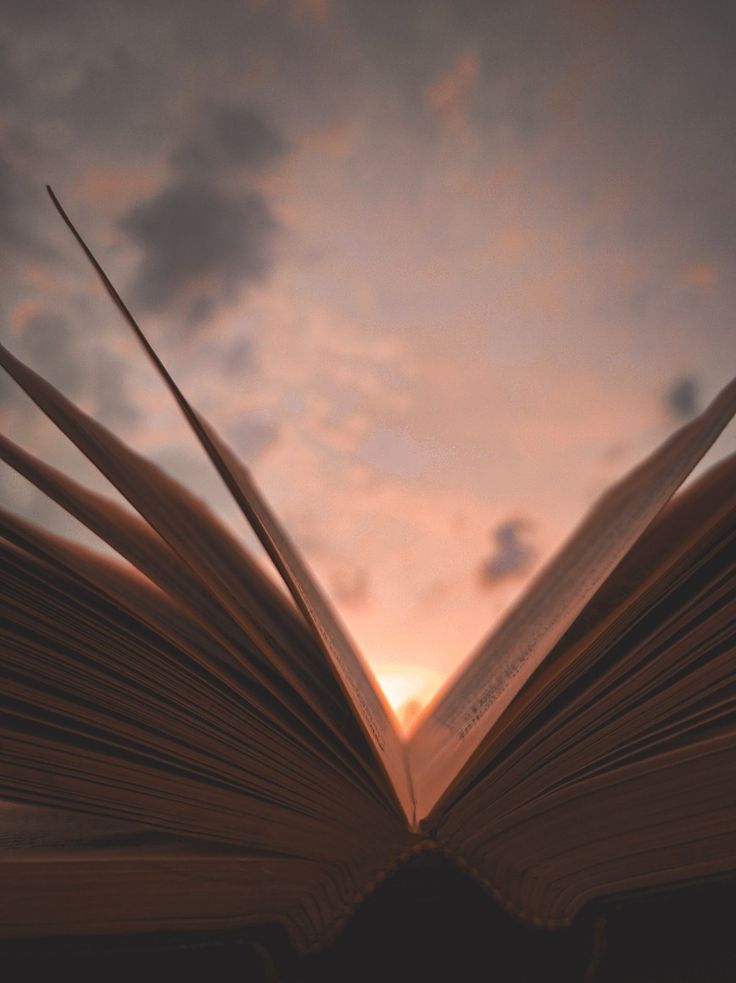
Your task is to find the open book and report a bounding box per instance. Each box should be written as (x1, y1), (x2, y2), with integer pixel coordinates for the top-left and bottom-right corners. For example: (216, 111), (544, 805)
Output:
(1, 190), (735, 954)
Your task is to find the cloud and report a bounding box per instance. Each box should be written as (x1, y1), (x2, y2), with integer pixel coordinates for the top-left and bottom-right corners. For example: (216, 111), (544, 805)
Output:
(90, 351), (142, 427)
(330, 563), (370, 607)
(119, 177), (280, 320)
(681, 262), (718, 289)
(2, 0), (86, 27)
(666, 375), (699, 421)
(224, 413), (280, 460)
(171, 103), (288, 175)
(291, 0), (332, 28)
(11, 311), (141, 428)
(17, 313), (85, 397)
(59, 46), (165, 151)
(0, 43), (21, 107)
(301, 121), (354, 160)
(0, 153), (48, 258)
(425, 49), (479, 130)
(218, 337), (255, 377)
(478, 517), (535, 587)
(122, 102), (288, 328)
(358, 427), (428, 481)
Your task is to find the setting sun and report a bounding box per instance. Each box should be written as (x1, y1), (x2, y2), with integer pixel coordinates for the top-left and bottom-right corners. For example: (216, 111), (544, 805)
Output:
(374, 663), (443, 734)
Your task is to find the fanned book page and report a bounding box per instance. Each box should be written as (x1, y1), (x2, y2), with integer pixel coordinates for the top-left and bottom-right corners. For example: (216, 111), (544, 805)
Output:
(408, 376), (736, 820)
(42, 188), (415, 825)
(1, 190), (735, 952)
(41, 190), (736, 823)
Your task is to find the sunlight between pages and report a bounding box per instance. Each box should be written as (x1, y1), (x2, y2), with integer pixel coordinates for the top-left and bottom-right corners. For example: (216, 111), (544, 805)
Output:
(7, 187), (734, 830)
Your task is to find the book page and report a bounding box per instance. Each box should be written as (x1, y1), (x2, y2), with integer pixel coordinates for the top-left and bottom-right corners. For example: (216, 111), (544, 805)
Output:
(195, 417), (415, 821)
(0, 432), (374, 753)
(0, 354), (380, 783)
(45, 189), (414, 825)
(408, 375), (736, 821)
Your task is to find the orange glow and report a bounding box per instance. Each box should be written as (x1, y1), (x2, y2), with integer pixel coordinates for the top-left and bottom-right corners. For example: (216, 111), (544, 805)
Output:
(374, 663), (443, 735)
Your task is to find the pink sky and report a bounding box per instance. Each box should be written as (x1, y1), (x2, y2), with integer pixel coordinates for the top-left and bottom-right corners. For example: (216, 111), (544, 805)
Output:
(1, 1), (735, 724)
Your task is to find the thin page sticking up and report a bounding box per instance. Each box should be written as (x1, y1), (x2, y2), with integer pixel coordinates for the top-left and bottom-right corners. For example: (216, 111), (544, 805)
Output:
(408, 373), (736, 822)
(46, 187), (415, 826)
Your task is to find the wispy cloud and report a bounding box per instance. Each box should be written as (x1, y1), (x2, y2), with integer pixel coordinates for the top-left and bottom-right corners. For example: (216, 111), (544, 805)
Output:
(425, 49), (479, 131)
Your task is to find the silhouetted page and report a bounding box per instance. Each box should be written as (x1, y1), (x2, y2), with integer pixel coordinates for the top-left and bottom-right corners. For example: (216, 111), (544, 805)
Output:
(1, 193), (735, 957)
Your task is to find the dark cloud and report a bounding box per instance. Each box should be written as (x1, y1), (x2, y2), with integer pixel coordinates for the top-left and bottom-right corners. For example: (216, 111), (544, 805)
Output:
(172, 103), (288, 175)
(119, 178), (279, 319)
(666, 375), (699, 421)
(212, 104), (287, 168)
(123, 102), (288, 327)
(478, 517), (535, 587)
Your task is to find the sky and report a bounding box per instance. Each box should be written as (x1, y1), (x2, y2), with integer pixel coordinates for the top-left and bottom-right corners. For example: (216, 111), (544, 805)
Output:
(1, 0), (735, 727)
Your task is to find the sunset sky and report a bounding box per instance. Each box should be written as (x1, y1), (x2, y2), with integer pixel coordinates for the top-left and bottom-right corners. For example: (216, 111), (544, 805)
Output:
(1, 1), (735, 725)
